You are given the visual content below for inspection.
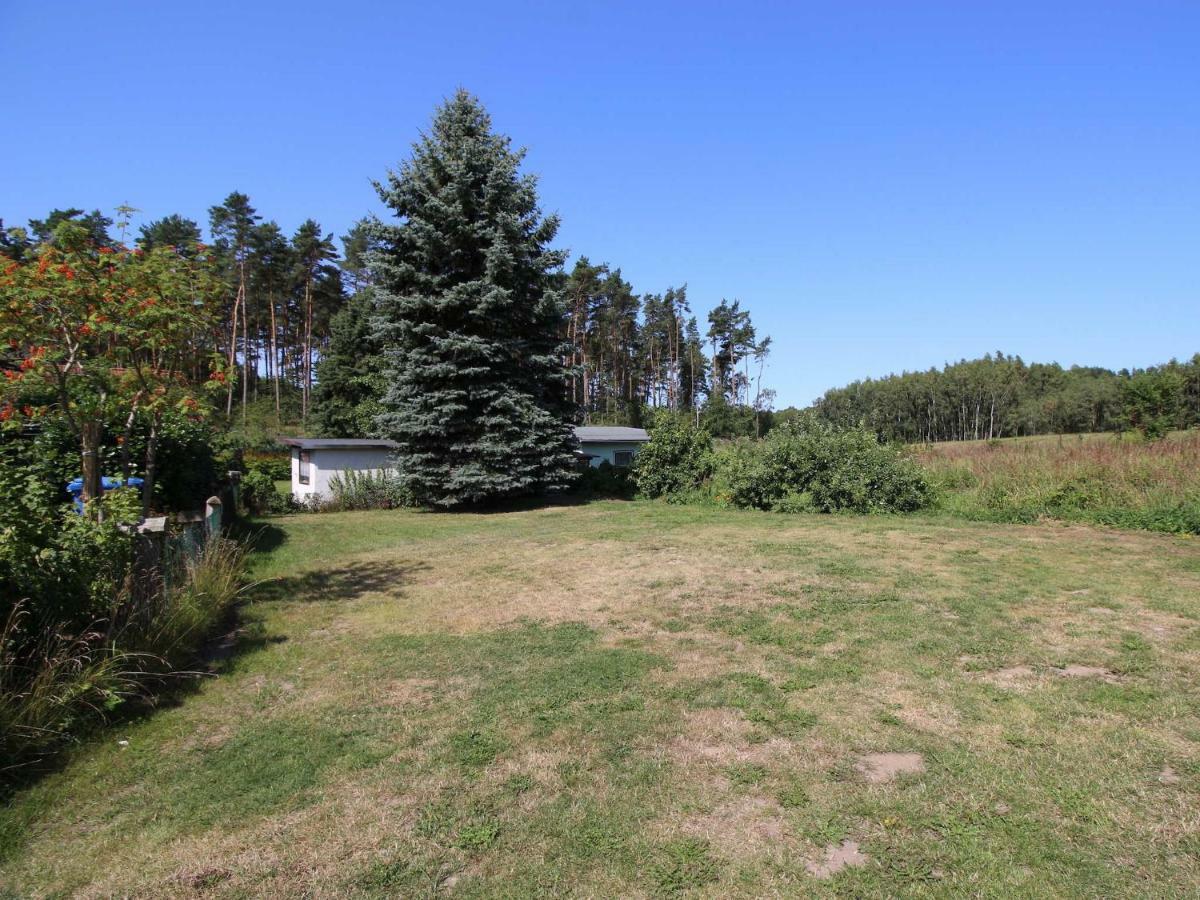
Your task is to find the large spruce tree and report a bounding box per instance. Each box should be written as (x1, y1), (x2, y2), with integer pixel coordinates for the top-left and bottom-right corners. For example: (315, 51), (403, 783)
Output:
(369, 90), (577, 506)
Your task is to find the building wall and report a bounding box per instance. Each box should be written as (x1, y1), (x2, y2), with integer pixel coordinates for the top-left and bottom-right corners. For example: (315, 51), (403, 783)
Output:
(579, 441), (646, 468)
(291, 447), (395, 501)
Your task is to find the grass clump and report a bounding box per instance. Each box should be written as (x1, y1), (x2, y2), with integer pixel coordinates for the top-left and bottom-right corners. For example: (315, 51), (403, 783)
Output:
(649, 838), (721, 896)
(1, 535), (245, 783)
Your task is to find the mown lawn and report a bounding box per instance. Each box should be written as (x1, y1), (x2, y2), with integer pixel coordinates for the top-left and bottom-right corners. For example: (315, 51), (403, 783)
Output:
(3, 501), (1200, 897)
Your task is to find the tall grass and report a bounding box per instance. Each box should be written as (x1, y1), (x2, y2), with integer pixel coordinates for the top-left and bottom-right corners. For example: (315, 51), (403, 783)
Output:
(325, 469), (411, 511)
(0, 536), (245, 781)
(919, 431), (1200, 533)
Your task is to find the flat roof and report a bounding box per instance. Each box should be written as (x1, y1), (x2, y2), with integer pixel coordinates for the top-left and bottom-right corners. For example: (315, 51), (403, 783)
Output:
(278, 437), (398, 450)
(573, 426), (650, 443)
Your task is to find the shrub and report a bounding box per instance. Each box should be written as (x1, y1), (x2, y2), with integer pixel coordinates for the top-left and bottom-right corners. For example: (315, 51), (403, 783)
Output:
(716, 415), (930, 514)
(241, 469), (295, 515)
(575, 461), (635, 498)
(633, 419), (713, 499)
(244, 451), (291, 482)
(325, 469), (412, 511)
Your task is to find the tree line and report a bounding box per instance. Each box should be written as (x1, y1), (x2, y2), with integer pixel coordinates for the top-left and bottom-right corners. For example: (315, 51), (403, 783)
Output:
(4, 209), (775, 446)
(812, 352), (1200, 442)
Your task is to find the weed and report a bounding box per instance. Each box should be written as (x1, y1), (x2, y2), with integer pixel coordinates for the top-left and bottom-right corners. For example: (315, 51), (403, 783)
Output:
(649, 838), (720, 896)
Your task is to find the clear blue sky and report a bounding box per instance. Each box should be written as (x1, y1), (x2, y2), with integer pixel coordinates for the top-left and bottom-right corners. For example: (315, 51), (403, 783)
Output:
(4, 1), (1197, 407)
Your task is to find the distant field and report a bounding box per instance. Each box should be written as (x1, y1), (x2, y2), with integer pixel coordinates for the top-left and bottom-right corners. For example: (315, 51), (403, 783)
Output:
(3, 502), (1199, 896)
(919, 430), (1200, 533)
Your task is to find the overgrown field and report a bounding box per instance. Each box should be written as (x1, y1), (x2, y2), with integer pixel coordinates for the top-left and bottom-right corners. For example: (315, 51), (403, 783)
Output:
(922, 430), (1200, 533)
(3, 502), (1200, 897)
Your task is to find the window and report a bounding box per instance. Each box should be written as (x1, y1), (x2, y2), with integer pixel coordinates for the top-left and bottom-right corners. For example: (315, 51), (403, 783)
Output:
(613, 450), (634, 468)
(298, 450), (311, 485)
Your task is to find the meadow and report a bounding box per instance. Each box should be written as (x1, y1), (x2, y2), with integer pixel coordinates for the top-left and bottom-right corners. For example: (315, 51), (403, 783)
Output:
(921, 430), (1200, 533)
(2, 501), (1199, 897)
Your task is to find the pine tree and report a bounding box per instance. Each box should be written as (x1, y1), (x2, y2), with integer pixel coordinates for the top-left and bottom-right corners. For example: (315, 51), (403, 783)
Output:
(138, 214), (202, 254)
(369, 90), (577, 506)
(311, 288), (385, 438)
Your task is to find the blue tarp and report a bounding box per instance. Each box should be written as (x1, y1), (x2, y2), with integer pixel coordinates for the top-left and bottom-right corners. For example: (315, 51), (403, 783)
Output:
(65, 476), (144, 513)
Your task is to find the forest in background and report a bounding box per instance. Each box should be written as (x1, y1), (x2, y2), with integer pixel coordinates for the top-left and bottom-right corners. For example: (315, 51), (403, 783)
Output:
(810, 352), (1200, 443)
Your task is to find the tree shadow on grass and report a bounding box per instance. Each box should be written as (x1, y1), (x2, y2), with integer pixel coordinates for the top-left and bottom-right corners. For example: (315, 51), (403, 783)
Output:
(231, 519), (288, 555)
(461, 490), (633, 515)
(247, 559), (431, 605)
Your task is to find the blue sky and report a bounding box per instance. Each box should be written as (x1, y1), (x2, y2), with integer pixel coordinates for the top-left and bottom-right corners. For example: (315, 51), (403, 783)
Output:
(3, 1), (1197, 407)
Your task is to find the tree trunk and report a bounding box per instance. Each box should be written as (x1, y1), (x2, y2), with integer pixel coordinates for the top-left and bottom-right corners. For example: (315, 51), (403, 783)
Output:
(269, 289), (281, 420)
(119, 400), (141, 482)
(302, 275), (313, 422)
(226, 280), (242, 416)
(241, 260), (249, 423)
(141, 415), (159, 517)
(81, 420), (103, 505)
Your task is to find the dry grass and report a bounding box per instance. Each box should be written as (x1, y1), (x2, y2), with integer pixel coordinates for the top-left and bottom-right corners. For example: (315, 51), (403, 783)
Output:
(919, 430), (1200, 532)
(2, 501), (1199, 897)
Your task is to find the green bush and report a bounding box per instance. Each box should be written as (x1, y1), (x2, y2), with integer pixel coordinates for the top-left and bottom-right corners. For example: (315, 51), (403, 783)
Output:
(714, 415), (930, 514)
(244, 451), (290, 482)
(575, 461), (635, 498)
(633, 418), (713, 499)
(241, 469), (295, 515)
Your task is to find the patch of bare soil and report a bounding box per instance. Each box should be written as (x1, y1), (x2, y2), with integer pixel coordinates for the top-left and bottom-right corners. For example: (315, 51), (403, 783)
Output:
(805, 839), (868, 878)
(855, 752), (925, 784)
(1055, 665), (1119, 681)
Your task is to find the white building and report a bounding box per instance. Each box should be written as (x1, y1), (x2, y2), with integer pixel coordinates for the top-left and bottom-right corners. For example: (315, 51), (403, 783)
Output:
(281, 426), (650, 500)
(573, 426), (650, 467)
(280, 438), (399, 503)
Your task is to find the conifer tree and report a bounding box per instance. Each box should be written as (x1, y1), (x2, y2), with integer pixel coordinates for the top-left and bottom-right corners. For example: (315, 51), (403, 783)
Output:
(311, 288), (384, 438)
(369, 90), (577, 506)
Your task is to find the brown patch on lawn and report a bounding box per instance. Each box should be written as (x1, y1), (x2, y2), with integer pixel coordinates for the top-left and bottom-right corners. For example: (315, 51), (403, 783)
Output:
(666, 709), (797, 767)
(680, 794), (791, 856)
(872, 675), (961, 738)
(1159, 765), (1181, 785)
(805, 839), (869, 878)
(168, 866), (232, 890)
(380, 677), (442, 707)
(976, 665), (1038, 690)
(1055, 665), (1119, 681)
(855, 752), (925, 784)
(642, 635), (776, 686)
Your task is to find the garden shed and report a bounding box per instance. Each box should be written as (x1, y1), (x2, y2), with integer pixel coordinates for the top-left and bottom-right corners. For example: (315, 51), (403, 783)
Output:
(279, 438), (398, 502)
(574, 426), (650, 467)
(282, 426), (651, 500)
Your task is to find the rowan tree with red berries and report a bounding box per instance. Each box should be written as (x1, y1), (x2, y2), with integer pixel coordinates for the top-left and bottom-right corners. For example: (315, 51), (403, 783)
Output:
(0, 222), (226, 509)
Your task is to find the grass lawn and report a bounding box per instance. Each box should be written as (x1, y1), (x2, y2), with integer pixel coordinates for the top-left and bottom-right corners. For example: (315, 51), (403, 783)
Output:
(3, 501), (1200, 896)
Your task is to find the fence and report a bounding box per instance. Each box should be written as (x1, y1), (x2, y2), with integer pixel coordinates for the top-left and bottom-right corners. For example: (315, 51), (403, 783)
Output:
(130, 495), (226, 609)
